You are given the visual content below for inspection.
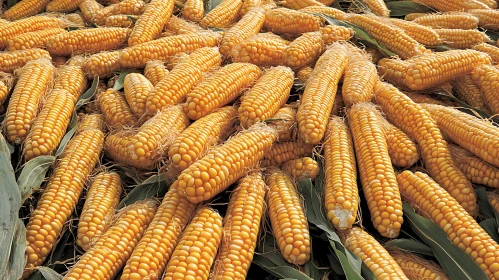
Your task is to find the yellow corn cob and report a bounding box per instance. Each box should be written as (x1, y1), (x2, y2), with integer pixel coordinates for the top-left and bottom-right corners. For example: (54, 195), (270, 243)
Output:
(323, 116), (358, 231)
(239, 66), (293, 128)
(184, 63), (261, 120)
(487, 191), (499, 213)
(472, 64), (499, 114)
(7, 28), (67, 51)
(47, 27), (131, 56)
(320, 25), (353, 45)
(53, 60), (88, 100)
(177, 124), (277, 204)
(124, 73), (153, 117)
(300, 6), (347, 21)
(76, 171), (122, 251)
(168, 106), (238, 174)
(4, 58), (55, 144)
(64, 200), (157, 280)
(388, 249), (450, 280)
(264, 8), (322, 35)
(0, 19), (10, 26)
(283, 31), (323, 69)
(240, 0), (262, 15)
(98, 89), (137, 130)
(450, 74), (488, 111)
(122, 32), (221, 68)
(403, 91), (447, 106)
(398, 170), (499, 279)
(79, 0), (103, 23)
(435, 28), (490, 49)
(296, 66), (313, 83)
(472, 43), (499, 63)
(342, 227), (409, 279)
(219, 7), (266, 57)
(210, 172), (266, 280)
(146, 48), (221, 116)
(23, 124), (104, 278)
(362, 0), (390, 17)
(231, 33), (290, 66)
(144, 60), (168, 86)
(386, 18), (441, 46)
(0, 48), (51, 73)
(477, 0), (498, 8)
(77, 113), (106, 134)
(297, 43), (348, 144)
(348, 102), (403, 238)
(163, 206), (223, 280)
(266, 167), (311, 265)
(200, 0), (242, 28)
(405, 13), (428, 21)
(22, 89), (75, 160)
(3, 0), (51, 20)
(262, 141), (314, 167)
(375, 81), (477, 215)
(164, 46), (221, 72)
(316, 0), (334, 4)
(128, 0), (174, 46)
(104, 15), (136, 28)
(449, 144), (499, 189)
(165, 15), (203, 35)
(0, 16), (66, 49)
(413, 0), (489, 11)
(468, 9), (499, 30)
(268, 106), (297, 142)
(342, 50), (377, 107)
(182, 0), (204, 22)
(412, 12), (480, 29)
(93, 0), (145, 25)
(120, 187), (196, 280)
(280, 0), (324, 10)
(282, 157), (319, 180)
(378, 49), (492, 91)
(0, 73), (14, 108)
(82, 51), (122, 79)
(46, 0), (84, 12)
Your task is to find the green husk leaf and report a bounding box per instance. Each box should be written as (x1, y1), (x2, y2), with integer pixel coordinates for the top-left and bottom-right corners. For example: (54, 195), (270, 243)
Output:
(3, 219), (25, 280)
(7, 0), (18, 8)
(17, 155), (55, 202)
(476, 187), (497, 220)
(479, 219), (499, 243)
(384, 239), (433, 256)
(118, 174), (169, 208)
(386, 1), (432, 16)
(75, 76), (99, 108)
(7, 143), (14, 154)
(204, 0), (223, 14)
(31, 267), (62, 280)
(430, 92), (499, 124)
(361, 263), (377, 280)
(304, 259), (322, 280)
(126, 15), (137, 22)
(54, 126), (77, 157)
(113, 70), (134, 91)
(485, 31), (499, 43)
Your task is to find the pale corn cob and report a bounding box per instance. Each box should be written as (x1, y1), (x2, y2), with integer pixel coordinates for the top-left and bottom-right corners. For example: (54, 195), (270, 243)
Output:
(0, 48), (51, 73)
(449, 144), (499, 189)
(124, 73), (153, 117)
(282, 157), (319, 180)
(7, 28), (67, 51)
(300, 6), (347, 21)
(0, 16), (66, 49)
(477, 0), (498, 8)
(261, 141), (314, 167)
(264, 8), (322, 35)
(98, 89), (138, 130)
(46, 0), (84, 12)
(320, 25), (354, 45)
(200, 0), (243, 28)
(435, 29), (490, 49)
(412, 0), (489, 11)
(342, 48), (377, 107)
(268, 106), (297, 142)
(411, 13), (479, 29)
(362, 0), (390, 17)
(468, 9), (499, 30)
(472, 64), (499, 115)
(93, 0), (145, 25)
(79, 0), (104, 23)
(231, 33), (290, 66)
(82, 51), (122, 78)
(4, 0), (51, 20)
(388, 249), (450, 280)
(53, 62), (88, 100)
(296, 66), (313, 83)
(128, 0), (175, 46)
(386, 18), (441, 46)
(182, 0), (204, 22)
(104, 15), (136, 28)
(144, 60), (168, 86)
(283, 31), (323, 69)
(450, 74), (489, 111)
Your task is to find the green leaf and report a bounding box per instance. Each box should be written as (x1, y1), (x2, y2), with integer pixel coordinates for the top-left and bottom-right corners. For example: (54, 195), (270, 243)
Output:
(480, 219), (499, 243)
(7, 0), (18, 8)
(118, 174), (169, 208)
(304, 260), (322, 280)
(476, 187), (499, 223)
(204, 0), (224, 14)
(361, 263), (378, 280)
(384, 239), (433, 256)
(75, 76), (99, 108)
(385, 1), (432, 16)
(7, 143), (14, 154)
(485, 31), (499, 43)
(17, 155), (55, 202)
(3, 219), (26, 280)
(28, 267), (62, 280)
(126, 15), (137, 23)
(403, 202), (488, 280)
(54, 126), (77, 157)
(113, 70), (135, 91)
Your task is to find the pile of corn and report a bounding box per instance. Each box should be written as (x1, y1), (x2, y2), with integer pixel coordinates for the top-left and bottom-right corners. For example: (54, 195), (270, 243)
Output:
(5, 0), (499, 278)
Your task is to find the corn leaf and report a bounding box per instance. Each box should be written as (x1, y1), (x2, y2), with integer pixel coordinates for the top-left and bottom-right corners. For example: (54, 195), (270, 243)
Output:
(386, 1), (432, 16)
(27, 267), (62, 280)
(75, 76), (99, 108)
(7, 0), (17, 8)
(113, 70), (136, 91)
(126, 15), (137, 23)
(476, 187), (498, 220)
(17, 155), (55, 202)
(118, 174), (169, 208)
(304, 259), (322, 280)
(361, 263), (377, 280)
(204, 0), (223, 14)
(384, 239), (433, 256)
(3, 219), (25, 280)
(480, 219), (499, 243)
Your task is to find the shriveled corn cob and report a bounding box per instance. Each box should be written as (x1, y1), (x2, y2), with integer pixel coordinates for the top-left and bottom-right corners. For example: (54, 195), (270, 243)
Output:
(64, 200), (157, 280)
(388, 249), (449, 280)
(450, 74), (488, 111)
(144, 61), (168, 86)
(3, 0), (51, 20)
(323, 116), (358, 231)
(266, 167), (311, 265)
(46, 0), (84, 12)
(449, 144), (499, 189)
(239, 66), (293, 128)
(0, 48), (51, 73)
(412, 0), (489, 11)
(346, 14), (427, 59)
(77, 113), (106, 134)
(435, 28), (490, 49)
(98, 89), (137, 130)
(104, 15), (136, 28)
(403, 91), (447, 106)
(165, 15), (203, 35)
(398, 170), (499, 279)
(348, 102), (403, 238)
(487, 191), (499, 213)
(297, 43), (348, 144)
(283, 31), (323, 69)
(297, 66), (313, 83)
(79, 0), (103, 23)
(128, 0), (175, 46)
(268, 106), (297, 142)
(342, 50), (377, 107)
(468, 9), (499, 30)
(262, 141), (314, 167)
(184, 63), (261, 120)
(82, 51), (122, 78)
(168, 106), (237, 173)
(219, 7), (266, 57)
(177, 124), (277, 204)
(0, 16), (66, 49)
(93, 0), (145, 25)
(300, 6), (347, 21)
(386, 18), (441, 46)
(264, 8), (322, 35)
(210, 172), (266, 280)
(375, 81), (477, 215)
(200, 0), (242, 28)
(163, 206), (223, 280)
(182, 0), (204, 22)
(76, 171), (122, 251)
(282, 157), (319, 180)
(7, 28), (67, 51)
(342, 227), (409, 279)
(120, 187), (196, 280)
(472, 43), (499, 63)
(362, 0), (390, 17)
(280, 0), (324, 10)
(472, 64), (499, 114)
(124, 73), (153, 117)
(4, 58), (55, 144)
(320, 25), (353, 45)
(412, 12), (479, 29)
(240, 0), (262, 15)
(53, 63), (88, 100)
(23, 125), (104, 278)
(0, 73), (14, 108)
(231, 33), (289, 66)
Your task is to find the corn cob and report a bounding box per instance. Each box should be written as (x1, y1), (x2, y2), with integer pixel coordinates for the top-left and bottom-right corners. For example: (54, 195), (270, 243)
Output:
(128, 0), (174, 46)
(472, 43), (499, 64)
(378, 50), (492, 91)
(342, 227), (409, 279)
(0, 16), (66, 49)
(182, 0), (204, 22)
(316, 0), (334, 4)
(387, 249), (450, 280)
(122, 32), (221, 68)
(297, 43), (348, 144)
(210, 172), (266, 279)
(240, 0), (262, 15)
(323, 116), (358, 231)
(477, 0), (498, 8)
(487, 191), (499, 213)
(264, 8), (322, 35)
(168, 106), (238, 174)
(6, 28), (67, 51)
(82, 51), (122, 79)
(404, 13), (428, 21)
(23, 124), (104, 278)
(300, 6), (347, 21)
(53, 63), (88, 101)
(184, 63), (261, 120)
(93, 0), (145, 25)
(46, 0), (84, 12)
(375, 81), (477, 215)
(98, 89), (138, 130)
(0, 73), (14, 108)
(365, 47), (383, 63)
(4, 58), (55, 144)
(79, 0), (103, 23)
(435, 29), (490, 49)
(348, 102), (403, 238)
(450, 74), (488, 111)
(386, 18), (441, 46)
(403, 91), (447, 106)
(105, 14), (136, 28)
(283, 31), (323, 69)
(362, 0), (390, 17)
(144, 61), (168, 86)
(64, 200), (157, 280)
(76, 171), (122, 251)
(266, 167), (311, 265)
(398, 170), (499, 279)
(262, 141), (314, 167)
(342, 50), (377, 107)
(77, 113), (106, 134)
(163, 206), (223, 280)
(3, 0), (51, 20)
(268, 106), (297, 142)
(46, 28), (131, 56)
(120, 187), (196, 280)
(231, 33), (289, 66)
(165, 15), (203, 35)
(177, 124), (277, 204)
(449, 144), (499, 189)
(200, 0), (242, 28)
(297, 66), (313, 83)
(219, 7), (266, 57)
(320, 25), (353, 45)
(282, 157), (319, 180)
(124, 73), (153, 118)
(412, 13), (480, 29)
(22, 89), (75, 160)
(239, 66), (293, 128)
(0, 48), (51, 73)
(412, 0), (489, 11)
(62, 12), (86, 27)
(165, 46), (221, 72)
(280, 0), (324, 10)
(472, 64), (499, 115)
(468, 9), (499, 30)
